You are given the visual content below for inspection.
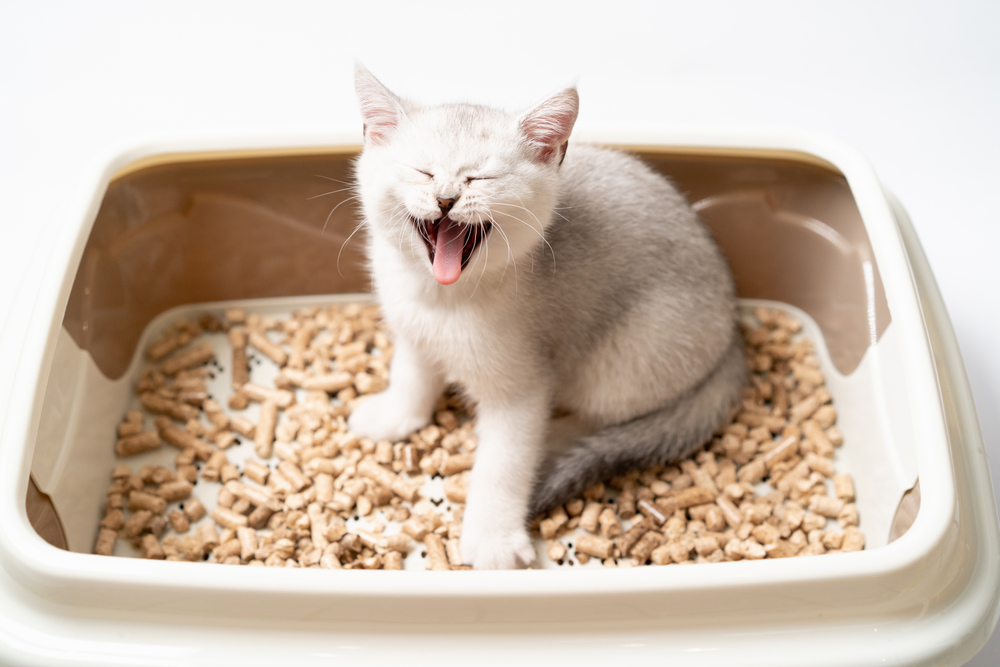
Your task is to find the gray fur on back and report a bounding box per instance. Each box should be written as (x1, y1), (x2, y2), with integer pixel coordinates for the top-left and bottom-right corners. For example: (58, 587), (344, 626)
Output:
(524, 144), (746, 516)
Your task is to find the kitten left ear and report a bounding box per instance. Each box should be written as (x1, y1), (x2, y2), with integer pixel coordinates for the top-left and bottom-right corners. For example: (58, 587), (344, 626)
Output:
(355, 64), (408, 146)
(519, 87), (579, 164)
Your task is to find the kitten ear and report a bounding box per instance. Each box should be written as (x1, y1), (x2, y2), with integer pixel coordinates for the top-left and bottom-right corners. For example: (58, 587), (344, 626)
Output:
(355, 64), (407, 146)
(519, 87), (579, 164)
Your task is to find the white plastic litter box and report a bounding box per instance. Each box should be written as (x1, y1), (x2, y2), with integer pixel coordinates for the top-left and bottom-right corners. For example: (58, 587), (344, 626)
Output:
(0, 130), (997, 666)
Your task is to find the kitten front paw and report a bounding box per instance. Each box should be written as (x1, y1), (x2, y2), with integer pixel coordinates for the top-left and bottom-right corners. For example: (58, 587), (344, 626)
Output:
(347, 391), (431, 442)
(461, 520), (536, 570)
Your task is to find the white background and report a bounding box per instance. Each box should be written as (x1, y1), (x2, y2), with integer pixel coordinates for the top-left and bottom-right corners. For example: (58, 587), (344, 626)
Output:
(1, 1), (997, 663)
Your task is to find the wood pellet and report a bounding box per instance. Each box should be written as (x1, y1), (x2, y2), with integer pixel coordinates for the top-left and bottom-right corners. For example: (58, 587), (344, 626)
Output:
(93, 303), (863, 569)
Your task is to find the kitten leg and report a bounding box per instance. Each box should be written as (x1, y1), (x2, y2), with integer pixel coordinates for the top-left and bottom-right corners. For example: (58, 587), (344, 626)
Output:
(461, 392), (549, 570)
(347, 335), (445, 442)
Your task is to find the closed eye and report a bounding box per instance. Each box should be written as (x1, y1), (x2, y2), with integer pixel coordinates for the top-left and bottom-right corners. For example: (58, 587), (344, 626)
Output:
(404, 165), (433, 178)
(466, 176), (495, 182)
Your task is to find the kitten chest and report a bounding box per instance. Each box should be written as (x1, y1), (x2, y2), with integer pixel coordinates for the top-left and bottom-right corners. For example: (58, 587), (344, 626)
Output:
(380, 286), (541, 397)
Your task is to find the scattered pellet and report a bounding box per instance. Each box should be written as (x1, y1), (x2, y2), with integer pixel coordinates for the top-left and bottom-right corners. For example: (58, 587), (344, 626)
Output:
(565, 499), (585, 517)
(248, 331), (288, 366)
(226, 415), (253, 440)
(201, 450), (228, 482)
(445, 538), (463, 567)
(575, 534), (614, 560)
(242, 383), (295, 409)
(838, 503), (859, 527)
(129, 491), (167, 514)
(442, 471), (469, 503)
(254, 401), (278, 458)
(248, 499), (282, 529)
(354, 372), (387, 395)
(672, 485), (717, 510)
(243, 459), (270, 485)
(141, 534), (165, 559)
(156, 417), (214, 460)
(183, 498), (206, 522)
(637, 499), (666, 525)
(616, 516), (653, 557)
(94, 528), (118, 555)
(100, 509), (125, 531)
(225, 327), (249, 390)
(115, 431), (162, 457)
(630, 530), (665, 565)
(237, 526), (258, 561)
(842, 526), (865, 552)
(808, 495), (845, 518)
(812, 405), (837, 429)
(211, 506), (249, 530)
(424, 534), (449, 571)
(598, 506), (622, 538)
(833, 473), (855, 501)
(439, 452), (474, 476)
(576, 501), (604, 533)
(357, 458), (419, 501)
(161, 343), (215, 377)
(123, 510), (152, 539)
(157, 480), (193, 501)
(383, 551), (403, 570)
(167, 511), (190, 533)
(290, 371), (355, 393)
(141, 393), (200, 422)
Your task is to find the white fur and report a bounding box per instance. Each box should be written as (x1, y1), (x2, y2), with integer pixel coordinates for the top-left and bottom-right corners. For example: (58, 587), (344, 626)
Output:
(349, 68), (575, 569)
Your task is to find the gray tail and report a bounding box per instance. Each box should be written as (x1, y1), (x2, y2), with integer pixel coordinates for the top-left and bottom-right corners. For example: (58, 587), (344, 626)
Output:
(528, 334), (747, 517)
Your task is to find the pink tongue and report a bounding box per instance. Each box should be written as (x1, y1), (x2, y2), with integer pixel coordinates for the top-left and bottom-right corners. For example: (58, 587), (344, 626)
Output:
(433, 217), (465, 285)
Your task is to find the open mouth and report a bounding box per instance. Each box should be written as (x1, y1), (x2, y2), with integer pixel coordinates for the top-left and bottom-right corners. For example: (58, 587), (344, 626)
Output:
(412, 216), (493, 285)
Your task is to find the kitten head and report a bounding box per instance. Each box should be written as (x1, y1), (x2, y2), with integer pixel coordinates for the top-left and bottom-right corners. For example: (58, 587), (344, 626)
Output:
(354, 65), (578, 286)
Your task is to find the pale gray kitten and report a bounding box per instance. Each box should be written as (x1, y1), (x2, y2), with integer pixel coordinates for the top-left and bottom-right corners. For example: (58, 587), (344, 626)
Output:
(348, 66), (746, 569)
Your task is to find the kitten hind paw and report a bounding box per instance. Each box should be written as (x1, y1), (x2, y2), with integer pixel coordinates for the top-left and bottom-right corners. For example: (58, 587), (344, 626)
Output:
(346, 391), (431, 442)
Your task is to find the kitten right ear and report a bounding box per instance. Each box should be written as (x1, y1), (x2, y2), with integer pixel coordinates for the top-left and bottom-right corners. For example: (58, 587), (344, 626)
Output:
(355, 64), (406, 146)
(519, 87), (579, 164)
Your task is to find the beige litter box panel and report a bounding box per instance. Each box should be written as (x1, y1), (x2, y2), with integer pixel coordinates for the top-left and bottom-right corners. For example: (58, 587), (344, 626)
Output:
(62, 148), (889, 380)
(30, 147), (898, 552)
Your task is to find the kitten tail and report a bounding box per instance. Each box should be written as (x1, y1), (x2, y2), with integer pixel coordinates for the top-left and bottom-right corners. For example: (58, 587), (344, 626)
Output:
(528, 333), (747, 518)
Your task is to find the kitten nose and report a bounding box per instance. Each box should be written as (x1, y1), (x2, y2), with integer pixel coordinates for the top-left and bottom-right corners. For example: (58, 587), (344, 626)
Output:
(437, 198), (456, 216)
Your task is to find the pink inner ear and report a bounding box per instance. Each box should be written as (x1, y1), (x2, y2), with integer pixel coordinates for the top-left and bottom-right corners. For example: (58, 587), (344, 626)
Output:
(521, 89), (579, 163)
(358, 92), (398, 145)
(355, 69), (401, 146)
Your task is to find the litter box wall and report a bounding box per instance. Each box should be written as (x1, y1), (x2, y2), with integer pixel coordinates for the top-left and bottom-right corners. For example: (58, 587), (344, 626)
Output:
(28, 147), (911, 554)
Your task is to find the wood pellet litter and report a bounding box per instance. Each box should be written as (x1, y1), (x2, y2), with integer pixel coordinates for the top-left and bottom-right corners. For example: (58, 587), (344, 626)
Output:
(93, 303), (863, 569)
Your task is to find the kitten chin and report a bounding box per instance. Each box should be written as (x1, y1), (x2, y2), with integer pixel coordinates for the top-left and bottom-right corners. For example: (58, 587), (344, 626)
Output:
(349, 65), (744, 569)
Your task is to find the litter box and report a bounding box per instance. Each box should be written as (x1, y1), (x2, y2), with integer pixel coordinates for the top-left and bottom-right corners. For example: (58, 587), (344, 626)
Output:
(0, 131), (997, 666)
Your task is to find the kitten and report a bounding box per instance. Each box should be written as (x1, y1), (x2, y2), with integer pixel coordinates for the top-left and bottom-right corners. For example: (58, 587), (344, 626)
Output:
(347, 66), (746, 569)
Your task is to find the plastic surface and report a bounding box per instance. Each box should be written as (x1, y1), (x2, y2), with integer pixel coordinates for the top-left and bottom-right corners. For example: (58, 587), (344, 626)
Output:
(0, 132), (996, 666)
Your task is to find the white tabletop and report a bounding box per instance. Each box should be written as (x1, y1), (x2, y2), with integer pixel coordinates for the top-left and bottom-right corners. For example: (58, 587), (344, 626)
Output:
(1, 1), (998, 664)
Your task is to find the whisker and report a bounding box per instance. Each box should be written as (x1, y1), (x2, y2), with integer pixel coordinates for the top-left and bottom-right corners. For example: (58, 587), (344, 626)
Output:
(484, 206), (513, 287)
(336, 219), (369, 278)
(491, 202), (556, 277)
(336, 202), (401, 277)
(492, 221), (517, 298)
(314, 174), (354, 186)
(307, 185), (356, 200)
(469, 210), (490, 300)
(322, 195), (361, 235)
